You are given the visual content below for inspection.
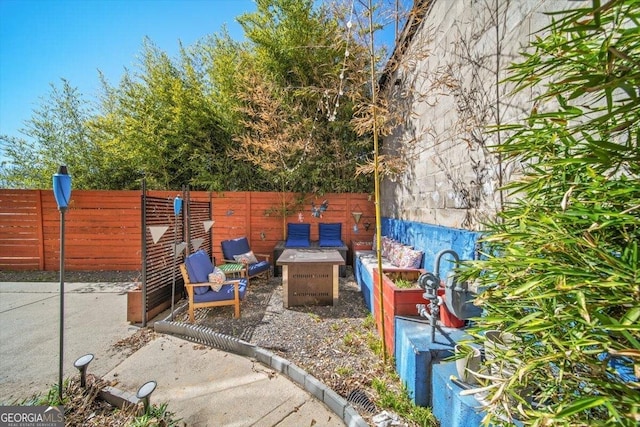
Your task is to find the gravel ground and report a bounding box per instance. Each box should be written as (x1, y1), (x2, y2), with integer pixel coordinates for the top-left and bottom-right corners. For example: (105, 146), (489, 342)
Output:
(0, 267), (421, 426)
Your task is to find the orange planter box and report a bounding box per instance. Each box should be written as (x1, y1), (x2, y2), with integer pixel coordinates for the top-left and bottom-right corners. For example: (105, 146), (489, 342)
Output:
(372, 268), (427, 355)
(372, 268), (465, 355)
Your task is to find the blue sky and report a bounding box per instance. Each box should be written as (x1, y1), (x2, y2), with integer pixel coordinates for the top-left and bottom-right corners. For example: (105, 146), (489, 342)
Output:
(0, 0), (253, 141)
(0, 0), (404, 148)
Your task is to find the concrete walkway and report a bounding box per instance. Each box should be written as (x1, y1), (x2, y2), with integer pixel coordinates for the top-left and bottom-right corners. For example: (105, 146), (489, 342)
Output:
(0, 281), (363, 426)
(0, 281), (138, 401)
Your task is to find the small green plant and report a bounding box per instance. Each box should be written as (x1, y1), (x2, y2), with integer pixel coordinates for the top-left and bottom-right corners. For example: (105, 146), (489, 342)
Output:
(29, 380), (69, 406)
(393, 278), (416, 289)
(363, 313), (376, 329)
(130, 402), (181, 427)
(5, 386), (62, 407)
(335, 366), (354, 377)
(342, 332), (361, 349)
(372, 377), (437, 426)
(307, 312), (321, 323)
(366, 331), (383, 355)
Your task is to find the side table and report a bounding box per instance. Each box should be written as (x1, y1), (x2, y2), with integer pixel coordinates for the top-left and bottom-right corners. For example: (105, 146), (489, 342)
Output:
(217, 263), (246, 279)
(273, 241), (348, 277)
(276, 249), (345, 307)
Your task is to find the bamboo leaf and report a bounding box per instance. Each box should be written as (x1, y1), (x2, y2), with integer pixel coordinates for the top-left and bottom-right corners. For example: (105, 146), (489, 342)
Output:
(554, 397), (608, 418)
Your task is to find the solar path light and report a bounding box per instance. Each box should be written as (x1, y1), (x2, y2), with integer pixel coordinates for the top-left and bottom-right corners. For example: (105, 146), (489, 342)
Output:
(73, 353), (94, 387)
(137, 380), (157, 414)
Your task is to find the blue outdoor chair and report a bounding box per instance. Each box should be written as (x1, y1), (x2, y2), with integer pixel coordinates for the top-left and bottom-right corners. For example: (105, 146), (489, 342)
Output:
(220, 237), (272, 282)
(180, 249), (248, 322)
(318, 223), (344, 247)
(285, 223), (311, 247)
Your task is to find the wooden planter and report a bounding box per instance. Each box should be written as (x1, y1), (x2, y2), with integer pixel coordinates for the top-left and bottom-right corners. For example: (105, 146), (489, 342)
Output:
(127, 287), (182, 324)
(372, 268), (465, 355)
(372, 268), (427, 355)
(126, 289), (143, 323)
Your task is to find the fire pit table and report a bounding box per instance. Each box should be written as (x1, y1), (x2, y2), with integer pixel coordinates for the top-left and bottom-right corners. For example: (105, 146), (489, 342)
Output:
(276, 249), (345, 308)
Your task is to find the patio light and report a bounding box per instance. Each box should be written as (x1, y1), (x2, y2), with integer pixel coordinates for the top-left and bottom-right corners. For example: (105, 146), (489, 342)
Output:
(73, 353), (94, 387)
(137, 380), (157, 414)
(52, 165), (71, 401)
(173, 195), (182, 216)
(171, 195), (182, 321)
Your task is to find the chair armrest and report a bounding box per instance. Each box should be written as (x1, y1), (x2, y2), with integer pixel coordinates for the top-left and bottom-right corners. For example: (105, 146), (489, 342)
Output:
(223, 279), (243, 287)
(254, 253), (270, 262)
(186, 280), (241, 290)
(184, 282), (213, 291)
(183, 282), (212, 300)
(224, 255), (270, 264)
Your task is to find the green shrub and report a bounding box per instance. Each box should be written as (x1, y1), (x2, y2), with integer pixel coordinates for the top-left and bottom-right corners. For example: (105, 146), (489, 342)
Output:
(459, 1), (640, 425)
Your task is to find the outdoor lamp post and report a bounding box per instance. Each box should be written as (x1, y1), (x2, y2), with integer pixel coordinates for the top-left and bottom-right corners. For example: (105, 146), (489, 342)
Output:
(53, 165), (71, 401)
(171, 195), (183, 321)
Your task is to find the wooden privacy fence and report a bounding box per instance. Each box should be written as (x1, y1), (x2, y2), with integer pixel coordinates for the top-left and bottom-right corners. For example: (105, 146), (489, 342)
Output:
(0, 189), (376, 272)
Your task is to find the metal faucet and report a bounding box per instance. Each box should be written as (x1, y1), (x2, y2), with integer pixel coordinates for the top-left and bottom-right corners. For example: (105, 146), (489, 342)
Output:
(417, 249), (482, 341)
(434, 249), (460, 280)
(416, 271), (442, 343)
(416, 249), (466, 342)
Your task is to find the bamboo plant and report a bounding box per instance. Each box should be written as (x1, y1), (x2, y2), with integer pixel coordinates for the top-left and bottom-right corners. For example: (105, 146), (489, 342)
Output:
(458, 1), (640, 425)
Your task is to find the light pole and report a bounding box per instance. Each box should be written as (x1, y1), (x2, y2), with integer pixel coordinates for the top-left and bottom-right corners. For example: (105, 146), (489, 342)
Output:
(52, 165), (71, 401)
(171, 195), (182, 321)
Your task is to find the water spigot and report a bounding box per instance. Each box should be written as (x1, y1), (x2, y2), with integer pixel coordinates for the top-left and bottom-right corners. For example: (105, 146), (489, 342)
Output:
(417, 272), (442, 342)
(418, 272), (439, 299)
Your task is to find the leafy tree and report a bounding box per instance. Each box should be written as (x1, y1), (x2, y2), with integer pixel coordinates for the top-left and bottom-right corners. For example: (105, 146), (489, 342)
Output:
(0, 79), (104, 189)
(90, 39), (236, 190)
(232, 0), (374, 194)
(459, 1), (640, 425)
(1, 1), (388, 192)
(193, 32), (274, 191)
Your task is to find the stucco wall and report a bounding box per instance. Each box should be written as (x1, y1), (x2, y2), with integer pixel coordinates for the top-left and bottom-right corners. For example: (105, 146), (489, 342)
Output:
(381, 0), (572, 230)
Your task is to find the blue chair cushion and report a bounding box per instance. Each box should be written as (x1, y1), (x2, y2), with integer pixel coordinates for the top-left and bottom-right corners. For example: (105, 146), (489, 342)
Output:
(221, 237), (251, 260)
(285, 238), (310, 247)
(193, 279), (248, 303)
(320, 239), (344, 247)
(285, 223), (310, 247)
(184, 250), (214, 294)
(319, 223), (343, 247)
(248, 260), (271, 277)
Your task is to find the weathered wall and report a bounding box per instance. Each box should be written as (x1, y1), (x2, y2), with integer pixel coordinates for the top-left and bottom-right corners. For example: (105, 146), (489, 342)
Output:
(381, 0), (568, 230)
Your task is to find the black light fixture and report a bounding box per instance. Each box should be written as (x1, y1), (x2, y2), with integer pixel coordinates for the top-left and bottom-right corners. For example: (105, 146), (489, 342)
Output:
(52, 165), (71, 401)
(73, 353), (94, 387)
(137, 380), (157, 414)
